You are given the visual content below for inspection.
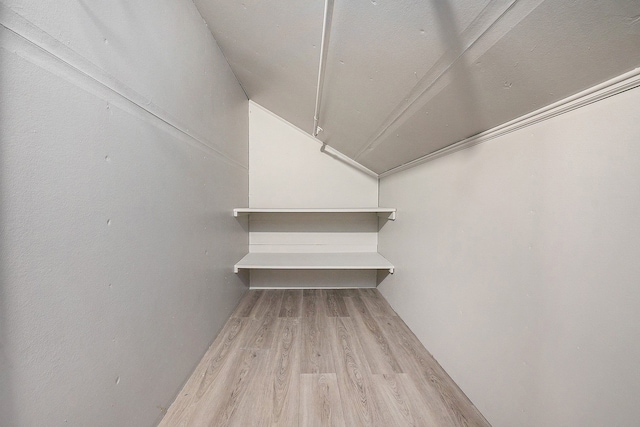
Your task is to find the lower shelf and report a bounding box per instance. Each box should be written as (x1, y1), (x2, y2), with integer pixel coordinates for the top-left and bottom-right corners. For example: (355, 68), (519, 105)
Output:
(234, 252), (394, 274)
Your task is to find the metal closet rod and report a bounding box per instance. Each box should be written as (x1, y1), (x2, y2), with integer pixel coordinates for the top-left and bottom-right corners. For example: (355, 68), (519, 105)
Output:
(312, 0), (334, 137)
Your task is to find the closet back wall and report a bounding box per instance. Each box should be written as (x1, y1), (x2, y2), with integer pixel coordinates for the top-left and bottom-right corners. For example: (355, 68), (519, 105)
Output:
(247, 102), (379, 288)
(0, 1), (248, 426)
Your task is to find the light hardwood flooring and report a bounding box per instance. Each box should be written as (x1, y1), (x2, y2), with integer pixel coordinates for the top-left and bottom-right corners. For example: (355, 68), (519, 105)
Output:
(159, 289), (490, 426)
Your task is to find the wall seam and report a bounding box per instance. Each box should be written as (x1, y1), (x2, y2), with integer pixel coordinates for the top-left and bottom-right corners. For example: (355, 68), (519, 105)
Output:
(0, 5), (248, 171)
(190, 0), (250, 101)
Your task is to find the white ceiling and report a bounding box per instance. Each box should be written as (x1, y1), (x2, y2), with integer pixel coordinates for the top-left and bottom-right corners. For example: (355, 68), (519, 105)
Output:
(195, 0), (640, 174)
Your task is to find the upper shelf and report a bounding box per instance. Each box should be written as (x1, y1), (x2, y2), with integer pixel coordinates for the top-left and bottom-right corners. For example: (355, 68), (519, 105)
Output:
(233, 207), (396, 220)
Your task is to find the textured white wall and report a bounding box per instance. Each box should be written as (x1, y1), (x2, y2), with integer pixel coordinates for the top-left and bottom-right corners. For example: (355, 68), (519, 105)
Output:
(0, 2), (248, 426)
(378, 83), (640, 426)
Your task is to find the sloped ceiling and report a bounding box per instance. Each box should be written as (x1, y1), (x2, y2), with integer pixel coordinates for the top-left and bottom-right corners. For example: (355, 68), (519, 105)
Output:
(195, 0), (640, 175)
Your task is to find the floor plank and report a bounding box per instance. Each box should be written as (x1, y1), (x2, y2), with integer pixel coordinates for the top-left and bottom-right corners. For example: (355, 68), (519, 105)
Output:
(232, 290), (264, 318)
(344, 296), (403, 374)
(378, 316), (490, 426)
(279, 289), (303, 318)
(302, 289), (321, 317)
(158, 317), (249, 427)
(240, 287), (283, 351)
(302, 290), (336, 374)
(242, 312), (279, 351)
(253, 289), (284, 319)
(208, 348), (270, 426)
(374, 373), (440, 426)
(300, 374), (345, 427)
(161, 289), (491, 427)
(331, 317), (384, 426)
(322, 290), (349, 317)
(360, 288), (397, 317)
(266, 318), (301, 425)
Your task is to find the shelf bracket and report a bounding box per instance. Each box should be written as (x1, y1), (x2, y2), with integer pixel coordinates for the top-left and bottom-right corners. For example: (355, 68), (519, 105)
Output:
(377, 211), (396, 221)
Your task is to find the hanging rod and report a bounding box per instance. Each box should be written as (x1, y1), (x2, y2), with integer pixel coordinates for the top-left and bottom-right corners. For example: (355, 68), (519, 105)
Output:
(312, 0), (334, 137)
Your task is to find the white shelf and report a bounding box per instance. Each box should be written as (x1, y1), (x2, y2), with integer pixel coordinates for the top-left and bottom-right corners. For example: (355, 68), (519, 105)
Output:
(233, 207), (396, 220)
(234, 252), (394, 274)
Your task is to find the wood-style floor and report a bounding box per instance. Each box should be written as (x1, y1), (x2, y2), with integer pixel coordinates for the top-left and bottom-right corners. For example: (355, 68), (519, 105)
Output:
(159, 289), (490, 426)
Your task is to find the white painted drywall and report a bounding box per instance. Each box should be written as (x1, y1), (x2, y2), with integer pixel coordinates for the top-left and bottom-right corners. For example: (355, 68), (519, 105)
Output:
(249, 212), (378, 253)
(249, 101), (377, 208)
(247, 101), (379, 288)
(0, 2), (248, 426)
(378, 82), (640, 426)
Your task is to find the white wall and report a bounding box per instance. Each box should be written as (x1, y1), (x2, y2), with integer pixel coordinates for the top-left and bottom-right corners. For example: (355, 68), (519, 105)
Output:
(249, 101), (378, 208)
(378, 82), (640, 426)
(0, 2), (248, 426)
(247, 102), (379, 288)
